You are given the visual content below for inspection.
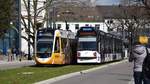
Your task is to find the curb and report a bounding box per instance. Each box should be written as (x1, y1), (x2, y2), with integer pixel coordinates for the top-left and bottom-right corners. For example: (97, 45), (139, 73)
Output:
(35, 60), (127, 84)
(128, 78), (134, 84)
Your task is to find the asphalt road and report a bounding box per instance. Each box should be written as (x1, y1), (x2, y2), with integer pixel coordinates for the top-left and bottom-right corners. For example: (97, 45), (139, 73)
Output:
(51, 61), (133, 84)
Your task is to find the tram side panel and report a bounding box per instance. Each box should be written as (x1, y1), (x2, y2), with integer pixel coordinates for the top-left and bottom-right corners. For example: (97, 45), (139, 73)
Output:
(76, 26), (124, 64)
(97, 31), (124, 63)
(61, 38), (77, 64)
(53, 31), (76, 65)
(70, 39), (77, 64)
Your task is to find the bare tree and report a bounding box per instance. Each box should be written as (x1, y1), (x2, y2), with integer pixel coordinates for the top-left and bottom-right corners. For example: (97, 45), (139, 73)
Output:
(105, 5), (150, 49)
(21, 0), (90, 55)
(21, 0), (53, 54)
(0, 0), (13, 37)
(120, 0), (130, 6)
(142, 0), (150, 18)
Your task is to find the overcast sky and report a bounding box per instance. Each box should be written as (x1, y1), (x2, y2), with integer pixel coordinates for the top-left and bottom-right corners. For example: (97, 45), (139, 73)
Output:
(96, 0), (121, 5)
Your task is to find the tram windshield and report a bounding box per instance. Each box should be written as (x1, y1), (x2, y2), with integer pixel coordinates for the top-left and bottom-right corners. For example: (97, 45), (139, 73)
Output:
(37, 41), (53, 58)
(37, 42), (53, 52)
(78, 41), (96, 51)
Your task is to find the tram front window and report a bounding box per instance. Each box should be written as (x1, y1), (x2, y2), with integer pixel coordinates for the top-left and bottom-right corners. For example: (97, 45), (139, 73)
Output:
(37, 42), (53, 58)
(78, 41), (96, 51)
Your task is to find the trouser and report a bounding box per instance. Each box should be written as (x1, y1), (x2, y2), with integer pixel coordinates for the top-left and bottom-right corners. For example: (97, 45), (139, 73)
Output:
(13, 54), (16, 60)
(134, 71), (143, 84)
(144, 77), (150, 84)
(134, 71), (150, 84)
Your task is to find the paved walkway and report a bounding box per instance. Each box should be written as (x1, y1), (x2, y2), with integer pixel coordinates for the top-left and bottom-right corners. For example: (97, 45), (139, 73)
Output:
(0, 60), (34, 64)
(0, 56), (35, 70)
(0, 55), (30, 63)
(35, 60), (134, 84)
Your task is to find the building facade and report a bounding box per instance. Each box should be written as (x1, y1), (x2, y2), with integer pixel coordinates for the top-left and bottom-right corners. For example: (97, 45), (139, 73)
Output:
(0, 0), (21, 55)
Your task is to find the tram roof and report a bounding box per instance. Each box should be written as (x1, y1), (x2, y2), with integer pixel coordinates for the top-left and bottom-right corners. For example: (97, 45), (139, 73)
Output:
(38, 28), (55, 32)
(79, 26), (96, 31)
(37, 28), (55, 37)
(55, 29), (75, 39)
(104, 32), (122, 40)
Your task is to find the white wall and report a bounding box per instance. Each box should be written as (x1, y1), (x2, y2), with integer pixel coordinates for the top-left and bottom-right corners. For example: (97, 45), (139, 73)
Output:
(54, 21), (108, 33)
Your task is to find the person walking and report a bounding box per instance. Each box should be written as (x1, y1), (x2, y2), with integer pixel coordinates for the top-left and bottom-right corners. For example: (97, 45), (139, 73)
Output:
(11, 48), (17, 61)
(7, 48), (12, 61)
(129, 41), (147, 84)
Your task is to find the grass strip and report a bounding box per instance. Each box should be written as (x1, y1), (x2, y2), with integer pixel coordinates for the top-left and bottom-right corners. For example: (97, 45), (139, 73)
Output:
(0, 64), (100, 84)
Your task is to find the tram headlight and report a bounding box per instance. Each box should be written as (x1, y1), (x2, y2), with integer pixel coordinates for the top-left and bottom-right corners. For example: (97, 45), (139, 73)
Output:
(77, 52), (80, 57)
(93, 52), (97, 57)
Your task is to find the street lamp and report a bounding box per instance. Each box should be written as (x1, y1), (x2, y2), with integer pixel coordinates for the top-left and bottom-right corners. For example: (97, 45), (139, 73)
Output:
(10, 22), (21, 60)
(28, 0), (31, 60)
(10, 22), (19, 33)
(10, 22), (19, 49)
(62, 10), (74, 30)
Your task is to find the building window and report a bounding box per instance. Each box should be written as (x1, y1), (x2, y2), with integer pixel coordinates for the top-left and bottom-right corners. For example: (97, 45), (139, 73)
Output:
(57, 24), (61, 29)
(75, 24), (79, 29)
(107, 20), (113, 24)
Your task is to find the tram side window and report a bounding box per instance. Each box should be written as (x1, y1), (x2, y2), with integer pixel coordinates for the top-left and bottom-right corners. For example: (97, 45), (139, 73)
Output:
(115, 40), (118, 52)
(116, 40), (119, 52)
(112, 38), (115, 53)
(104, 38), (107, 53)
(103, 36), (107, 53)
(110, 37), (113, 53)
(108, 37), (111, 53)
(107, 43), (110, 53)
(54, 37), (60, 53)
(101, 35), (105, 54)
(119, 41), (122, 53)
(61, 38), (67, 53)
(106, 37), (109, 53)
(118, 40), (121, 52)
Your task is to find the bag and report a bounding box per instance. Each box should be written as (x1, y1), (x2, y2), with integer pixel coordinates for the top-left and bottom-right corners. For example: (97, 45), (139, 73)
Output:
(142, 48), (150, 79)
